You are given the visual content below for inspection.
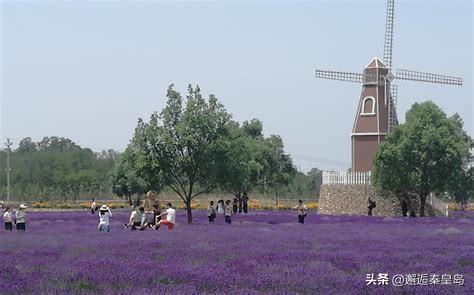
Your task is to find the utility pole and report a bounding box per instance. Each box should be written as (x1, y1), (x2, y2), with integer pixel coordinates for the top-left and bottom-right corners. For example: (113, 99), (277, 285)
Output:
(4, 138), (12, 202)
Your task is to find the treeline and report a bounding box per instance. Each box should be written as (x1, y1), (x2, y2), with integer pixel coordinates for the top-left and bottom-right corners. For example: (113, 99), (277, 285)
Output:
(0, 137), (118, 202)
(0, 128), (320, 205)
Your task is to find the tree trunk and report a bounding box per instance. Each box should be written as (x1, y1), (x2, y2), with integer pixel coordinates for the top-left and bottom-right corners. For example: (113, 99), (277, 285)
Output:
(186, 198), (193, 224)
(127, 194), (132, 206)
(419, 194), (427, 217)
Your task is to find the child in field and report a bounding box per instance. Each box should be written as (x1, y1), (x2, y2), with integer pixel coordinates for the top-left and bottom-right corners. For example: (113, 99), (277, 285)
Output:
(15, 204), (27, 231)
(224, 200), (232, 224)
(293, 200), (307, 224)
(98, 205), (112, 232)
(207, 201), (216, 223)
(3, 206), (13, 231)
(153, 202), (175, 231)
(123, 207), (145, 230)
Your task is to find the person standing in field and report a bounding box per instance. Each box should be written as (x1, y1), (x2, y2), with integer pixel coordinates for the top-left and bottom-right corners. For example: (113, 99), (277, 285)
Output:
(217, 199), (225, 215)
(90, 198), (97, 214)
(293, 200), (307, 224)
(232, 198), (238, 214)
(224, 200), (232, 224)
(367, 197), (376, 216)
(242, 193), (249, 213)
(207, 201), (216, 223)
(153, 202), (175, 231)
(15, 204), (27, 231)
(98, 205), (112, 232)
(3, 206), (13, 231)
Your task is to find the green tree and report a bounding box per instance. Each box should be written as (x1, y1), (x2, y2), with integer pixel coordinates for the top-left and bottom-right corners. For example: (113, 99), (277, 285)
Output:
(110, 142), (162, 206)
(265, 135), (297, 204)
(133, 84), (231, 223)
(216, 120), (268, 211)
(373, 101), (471, 216)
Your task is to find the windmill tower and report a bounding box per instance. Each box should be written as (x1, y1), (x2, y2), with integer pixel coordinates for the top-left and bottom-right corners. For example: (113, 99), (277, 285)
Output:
(315, 0), (462, 172)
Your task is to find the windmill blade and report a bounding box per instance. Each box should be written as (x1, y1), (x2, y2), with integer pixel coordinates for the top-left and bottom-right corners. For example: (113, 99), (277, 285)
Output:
(395, 68), (462, 85)
(315, 69), (365, 83)
(388, 84), (398, 130)
(383, 0), (395, 68)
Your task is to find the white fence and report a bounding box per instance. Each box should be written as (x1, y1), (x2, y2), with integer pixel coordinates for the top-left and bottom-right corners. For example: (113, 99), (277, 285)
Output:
(428, 193), (449, 217)
(322, 171), (371, 185)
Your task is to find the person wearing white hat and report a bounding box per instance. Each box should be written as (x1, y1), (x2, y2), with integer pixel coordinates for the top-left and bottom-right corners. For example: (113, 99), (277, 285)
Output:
(15, 204), (27, 231)
(98, 205), (112, 232)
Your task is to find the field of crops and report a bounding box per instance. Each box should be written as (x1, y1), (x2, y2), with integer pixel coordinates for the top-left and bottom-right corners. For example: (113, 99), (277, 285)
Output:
(0, 210), (472, 294)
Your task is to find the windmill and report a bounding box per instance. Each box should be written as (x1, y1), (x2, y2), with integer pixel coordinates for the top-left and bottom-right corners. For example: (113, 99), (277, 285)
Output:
(315, 0), (463, 172)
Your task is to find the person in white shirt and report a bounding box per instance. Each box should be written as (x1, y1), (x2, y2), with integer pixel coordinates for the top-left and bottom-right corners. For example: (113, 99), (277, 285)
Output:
(3, 206), (13, 231)
(15, 204), (27, 231)
(153, 202), (175, 231)
(293, 200), (308, 224)
(217, 199), (224, 215)
(207, 201), (217, 223)
(98, 205), (112, 232)
(224, 200), (232, 224)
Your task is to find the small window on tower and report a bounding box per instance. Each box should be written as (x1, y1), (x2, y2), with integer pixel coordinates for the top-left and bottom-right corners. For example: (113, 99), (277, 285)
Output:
(361, 96), (376, 115)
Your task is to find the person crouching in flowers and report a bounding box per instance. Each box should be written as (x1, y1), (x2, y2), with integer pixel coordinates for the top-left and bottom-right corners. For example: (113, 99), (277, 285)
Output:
(15, 204), (27, 231)
(207, 201), (216, 223)
(98, 205), (112, 232)
(153, 202), (175, 231)
(3, 206), (13, 231)
(224, 200), (232, 224)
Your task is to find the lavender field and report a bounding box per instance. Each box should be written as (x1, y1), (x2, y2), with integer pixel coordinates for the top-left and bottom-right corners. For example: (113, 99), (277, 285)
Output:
(0, 210), (473, 294)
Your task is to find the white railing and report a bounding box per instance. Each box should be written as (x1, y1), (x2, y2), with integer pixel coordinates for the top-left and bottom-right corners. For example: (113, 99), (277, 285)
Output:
(322, 171), (371, 185)
(428, 193), (449, 217)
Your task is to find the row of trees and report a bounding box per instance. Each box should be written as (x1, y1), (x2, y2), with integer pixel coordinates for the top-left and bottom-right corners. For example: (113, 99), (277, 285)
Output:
(373, 101), (473, 216)
(110, 84), (305, 223)
(0, 137), (118, 202)
(0, 86), (319, 216)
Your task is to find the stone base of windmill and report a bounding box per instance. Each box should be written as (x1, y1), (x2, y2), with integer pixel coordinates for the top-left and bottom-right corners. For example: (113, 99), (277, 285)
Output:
(318, 184), (443, 217)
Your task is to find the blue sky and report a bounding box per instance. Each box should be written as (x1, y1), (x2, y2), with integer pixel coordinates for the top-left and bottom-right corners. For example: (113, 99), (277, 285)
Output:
(1, 0), (472, 171)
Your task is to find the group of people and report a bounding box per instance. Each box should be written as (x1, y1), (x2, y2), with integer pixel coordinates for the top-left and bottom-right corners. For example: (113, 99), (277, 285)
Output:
(122, 202), (176, 231)
(206, 198), (308, 224)
(2, 203), (28, 232)
(2, 195), (309, 233)
(206, 199), (234, 223)
(89, 197), (176, 233)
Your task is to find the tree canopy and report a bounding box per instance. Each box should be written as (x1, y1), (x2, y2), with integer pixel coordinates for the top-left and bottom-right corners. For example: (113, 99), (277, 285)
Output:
(131, 84), (232, 223)
(373, 101), (472, 216)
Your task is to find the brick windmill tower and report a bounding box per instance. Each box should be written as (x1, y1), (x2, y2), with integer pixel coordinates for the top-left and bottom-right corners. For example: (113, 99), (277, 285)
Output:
(315, 0), (462, 172)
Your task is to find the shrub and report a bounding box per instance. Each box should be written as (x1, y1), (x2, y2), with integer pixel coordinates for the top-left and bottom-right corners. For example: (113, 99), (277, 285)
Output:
(32, 202), (50, 208)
